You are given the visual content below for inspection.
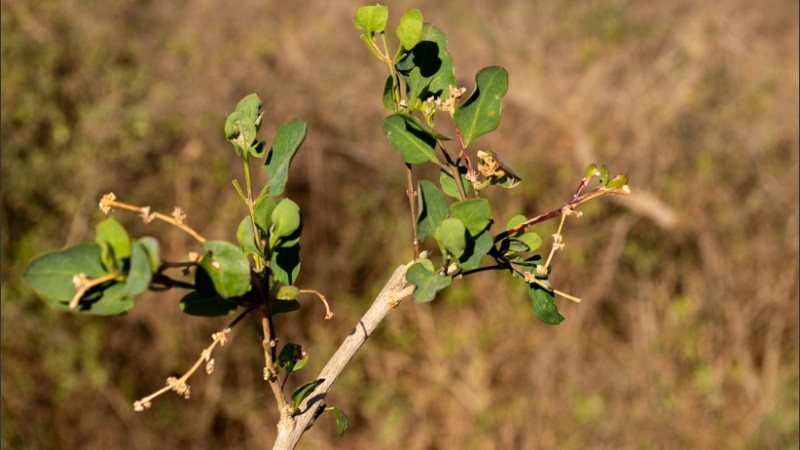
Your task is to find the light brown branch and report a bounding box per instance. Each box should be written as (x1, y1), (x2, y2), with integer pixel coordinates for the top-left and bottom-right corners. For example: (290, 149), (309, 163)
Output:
(271, 262), (414, 450)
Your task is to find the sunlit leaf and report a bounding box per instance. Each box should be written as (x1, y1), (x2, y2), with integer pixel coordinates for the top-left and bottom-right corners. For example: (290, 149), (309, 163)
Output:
(406, 260), (451, 303)
(454, 66), (509, 147)
(199, 240), (251, 298)
(382, 114), (437, 164)
(354, 5), (388, 33)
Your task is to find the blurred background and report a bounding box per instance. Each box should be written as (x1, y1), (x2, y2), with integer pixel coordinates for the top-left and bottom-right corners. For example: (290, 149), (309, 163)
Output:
(2, 0), (797, 448)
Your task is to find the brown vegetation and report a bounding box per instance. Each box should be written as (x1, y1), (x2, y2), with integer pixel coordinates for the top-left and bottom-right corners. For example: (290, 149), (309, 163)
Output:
(2, 0), (797, 449)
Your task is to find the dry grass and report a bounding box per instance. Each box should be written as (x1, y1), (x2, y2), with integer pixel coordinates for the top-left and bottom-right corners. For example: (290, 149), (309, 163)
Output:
(2, 0), (797, 449)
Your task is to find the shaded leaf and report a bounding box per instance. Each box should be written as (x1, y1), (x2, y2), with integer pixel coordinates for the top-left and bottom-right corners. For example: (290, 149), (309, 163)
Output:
(454, 66), (509, 147)
(265, 119), (306, 196)
(179, 291), (238, 317)
(254, 196), (277, 235)
(291, 379), (325, 410)
(439, 166), (472, 199)
(271, 244), (300, 285)
(457, 229), (493, 271)
(277, 343), (308, 374)
(528, 284), (564, 325)
(137, 237), (160, 272)
(331, 406), (349, 436)
(396, 24), (455, 104)
(123, 240), (153, 297)
(237, 217), (262, 257)
(416, 180), (449, 242)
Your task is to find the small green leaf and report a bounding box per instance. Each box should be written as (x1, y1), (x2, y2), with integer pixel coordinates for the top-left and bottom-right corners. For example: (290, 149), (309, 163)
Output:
(382, 114), (438, 164)
(95, 217), (131, 269)
(235, 93), (262, 122)
(179, 291), (239, 316)
(606, 173), (629, 189)
(517, 232), (542, 252)
(291, 379), (325, 410)
(123, 241), (153, 297)
(274, 284), (300, 301)
(435, 218), (466, 258)
(382, 75), (397, 110)
(439, 166), (473, 199)
(506, 214), (527, 231)
(199, 240), (251, 298)
(254, 196), (277, 235)
(416, 180), (449, 242)
(454, 66), (509, 147)
(277, 343), (308, 374)
(449, 198), (491, 236)
(265, 119), (306, 196)
(330, 406), (349, 436)
(584, 163), (598, 178)
(406, 261), (452, 303)
(528, 284), (564, 325)
(136, 237), (160, 272)
(396, 9), (423, 50)
(270, 199), (302, 249)
(598, 165), (610, 186)
(237, 217), (261, 257)
(354, 5), (388, 33)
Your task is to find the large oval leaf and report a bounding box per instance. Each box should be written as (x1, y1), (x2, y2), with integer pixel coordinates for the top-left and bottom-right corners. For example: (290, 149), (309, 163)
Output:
(416, 180), (449, 242)
(435, 218), (466, 258)
(25, 243), (108, 301)
(449, 198), (491, 236)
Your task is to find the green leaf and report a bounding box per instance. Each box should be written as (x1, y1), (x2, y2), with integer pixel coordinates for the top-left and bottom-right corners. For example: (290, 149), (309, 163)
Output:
(199, 240), (251, 298)
(123, 241), (153, 297)
(584, 163), (598, 178)
(291, 379), (325, 410)
(399, 113), (451, 140)
(416, 180), (449, 242)
(266, 119), (306, 196)
(449, 198), (491, 236)
(354, 5), (388, 33)
(439, 166), (473, 199)
(136, 237), (160, 272)
(25, 243), (109, 302)
(330, 406), (349, 436)
(235, 93), (262, 122)
(270, 199), (302, 249)
(506, 214), (527, 231)
(528, 284), (564, 325)
(598, 165), (610, 186)
(179, 291), (238, 316)
(396, 9), (423, 50)
(382, 114), (437, 164)
(382, 75), (397, 110)
(435, 218), (466, 258)
(271, 244), (301, 285)
(237, 217), (261, 257)
(225, 111), (257, 146)
(454, 66), (509, 147)
(254, 196), (278, 235)
(395, 24), (455, 104)
(277, 343), (308, 374)
(406, 261), (452, 303)
(24, 243), (136, 315)
(457, 229), (493, 271)
(606, 173), (629, 189)
(517, 232), (542, 252)
(95, 217), (131, 270)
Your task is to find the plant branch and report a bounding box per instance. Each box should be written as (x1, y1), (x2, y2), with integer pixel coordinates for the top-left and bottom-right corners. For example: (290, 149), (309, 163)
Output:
(262, 315), (292, 420)
(98, 192), (206, 243)
(405, 164), (420, 257)
(271, 262), (414, 450)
